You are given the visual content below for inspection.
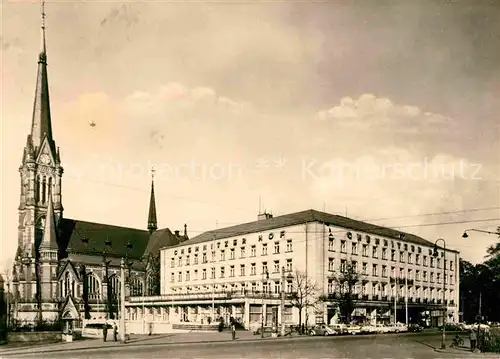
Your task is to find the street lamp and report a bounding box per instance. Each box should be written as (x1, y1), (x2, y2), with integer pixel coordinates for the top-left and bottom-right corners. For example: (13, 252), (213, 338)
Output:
(261, 269), (269, 339)
(280, 267), (294, 337)
(462, 229), (499, 238)
(433, 238), (446, 350)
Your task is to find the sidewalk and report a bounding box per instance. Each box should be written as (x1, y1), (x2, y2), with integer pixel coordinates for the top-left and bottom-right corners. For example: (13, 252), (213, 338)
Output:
(430, 337), (500, 358)
(0, 330), (293, 356)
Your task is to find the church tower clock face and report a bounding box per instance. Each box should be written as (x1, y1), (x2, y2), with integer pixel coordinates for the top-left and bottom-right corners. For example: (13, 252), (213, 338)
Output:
(40, 153), (51, 165)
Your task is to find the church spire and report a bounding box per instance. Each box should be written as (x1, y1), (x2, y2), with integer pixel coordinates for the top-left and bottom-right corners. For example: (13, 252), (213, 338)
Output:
(39, 187), (58, 250)
(30, 0), (54, 154)
(147, 168), (158, 234)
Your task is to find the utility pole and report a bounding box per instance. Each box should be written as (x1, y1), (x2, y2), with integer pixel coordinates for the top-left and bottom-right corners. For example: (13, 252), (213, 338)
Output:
(477, 291), (482, 350)
(394, 276), (397, 324)
(280, 266), (285, 337)
(405, 270), (408, 326)
(120, 258), (126, 343)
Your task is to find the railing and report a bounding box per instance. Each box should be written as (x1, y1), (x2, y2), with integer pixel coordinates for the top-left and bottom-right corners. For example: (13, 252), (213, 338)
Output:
(128, 290), (282, 303)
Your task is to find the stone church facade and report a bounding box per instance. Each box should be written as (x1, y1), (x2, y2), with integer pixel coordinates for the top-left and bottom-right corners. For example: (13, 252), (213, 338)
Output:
(10, 8), (187, 328)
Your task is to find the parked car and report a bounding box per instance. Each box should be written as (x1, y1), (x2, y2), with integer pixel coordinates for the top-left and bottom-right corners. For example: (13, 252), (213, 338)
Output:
(391, 322), (408, 333)
(408, 324), (423, 332)
(359, 324), (377, 334)
(329, 323), (348, 335)
(309, 324), (337, 336)
(345, 324), (362, 335)
(373, 324), (392, 334)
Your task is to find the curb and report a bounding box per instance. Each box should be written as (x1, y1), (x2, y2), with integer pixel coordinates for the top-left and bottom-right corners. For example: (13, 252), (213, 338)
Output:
(433, 348), (499, 357)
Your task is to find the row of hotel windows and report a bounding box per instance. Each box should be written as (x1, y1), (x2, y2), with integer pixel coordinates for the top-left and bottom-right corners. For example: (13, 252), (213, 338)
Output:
(170, 259), (293, 283)
(332, 259), (454, 285)
(330, 239), (454, 270)
(170, 240), (293, 268)
(168, 281), (455, 301)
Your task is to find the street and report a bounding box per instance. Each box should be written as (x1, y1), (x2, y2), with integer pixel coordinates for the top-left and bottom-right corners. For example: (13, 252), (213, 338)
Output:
(2, 333), (493, 359)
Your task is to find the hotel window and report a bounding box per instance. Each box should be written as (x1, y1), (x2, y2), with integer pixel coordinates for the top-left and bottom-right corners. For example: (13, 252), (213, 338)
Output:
(423, 256), (427, 266)
(450, 260), (454, 271)
(341, 259), (347, 272)
(351, 243), (358, 255)
(286, 240), (293, 252)
(382, 248), (387, 260)
(178, 257), (182, 266)
(391, 266), (395, 277)
(437, 273), (441, 284)
(230, 265), (235, 277)
(211, 251), (216, 261)
(230, 248), (235, 260)
(416, 254), (420, 265)
(220, 250), (225, 261)
(450, 274), (453, 284)
(252, 283), (257, 292)
(399, 268), (404, 279)
(399, 252), (404, 263)
(382, 265), (387, 277)
(430, 257), (434, 268)
(240, 247), (246, 258)
(372, 285), (377, 296)
(274, 242), (280, 254)
(240, 264), (245, 276)
(262, 243), (268, 255)
(220, 267), (225, 278)
(178, 272), (182, 282)
(372, 264), (378, 276)
(287, 281), (293, 293)
(170, 273), (175, 283)
(423, 271), (427, 281)
(202, 269), (207, 280)
(407, 269), (412, 280)
(274, 282), (280, 294)
(430, 273), (434, 283)
(274, 261), (280, 273)
(372, 246), (378, 258)
(286, 259), (292, 272)
(328, 258), (334, 271)
(362, 262), (367, 275)
(408, 253), (412, 264)
(251, 263), (256, 275)
(170, 258), (175, 268)
(186, 256), (190, 266)
(194, 254), (198, 264)
(211, 268), (215, 279)
(262, 262), (268, 274)
(416, 270), (420, 281)
(341, 240), (347, 253)
(391, 250), (396, 261)
(437, 258), (441, 268)
(251, 245), (256, 257)
(328, 238), (335, 251)
(352, 261), (358, 272)
(186, 271), (190, 281)
(362, 244), (368, 257)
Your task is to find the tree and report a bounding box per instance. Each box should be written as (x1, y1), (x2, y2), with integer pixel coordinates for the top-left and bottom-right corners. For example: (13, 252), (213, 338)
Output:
(287, 270), (319, 331)
(146, 254), (161, 296)
(330, 262), (364, 324)
(80, 265), (91, 320)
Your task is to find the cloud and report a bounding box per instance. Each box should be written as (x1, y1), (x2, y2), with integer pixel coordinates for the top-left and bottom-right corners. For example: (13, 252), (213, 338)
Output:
(317, 93), (452, 134)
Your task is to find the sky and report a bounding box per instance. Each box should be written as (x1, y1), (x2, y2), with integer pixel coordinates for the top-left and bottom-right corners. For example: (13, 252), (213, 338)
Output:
(1, 0), (499, 273)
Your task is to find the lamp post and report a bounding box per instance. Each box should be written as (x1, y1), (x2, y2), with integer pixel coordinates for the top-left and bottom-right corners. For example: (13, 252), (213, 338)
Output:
(120, 258), (126, 343)
(261, 269), (269, 339)
(433, 238), (446, 350)
(462, 229), (499, 238)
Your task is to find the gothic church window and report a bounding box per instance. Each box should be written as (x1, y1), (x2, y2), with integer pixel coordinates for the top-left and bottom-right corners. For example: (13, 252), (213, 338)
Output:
(109, 275), (121, 296)
(36, 176), (41, 203)
(87, 274), (100, 299)
(42, 176), (47, 204)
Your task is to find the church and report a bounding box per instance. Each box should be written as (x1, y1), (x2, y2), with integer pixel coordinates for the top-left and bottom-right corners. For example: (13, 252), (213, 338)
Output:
(10, 6), (187, 328)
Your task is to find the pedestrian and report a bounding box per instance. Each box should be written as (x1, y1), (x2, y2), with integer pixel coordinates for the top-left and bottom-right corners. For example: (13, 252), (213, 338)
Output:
(470, 329), (477, 351)
(102, 324), (108, 342)
(113, 323), (118, 342)
(231, 323), (236, 340)
(149, 322), (153, 336)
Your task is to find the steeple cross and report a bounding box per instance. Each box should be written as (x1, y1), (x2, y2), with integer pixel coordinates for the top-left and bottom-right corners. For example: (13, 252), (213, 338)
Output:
(151, 166), (156, 180)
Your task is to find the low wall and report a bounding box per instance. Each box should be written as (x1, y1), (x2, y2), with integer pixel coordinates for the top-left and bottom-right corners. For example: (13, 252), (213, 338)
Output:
(172, 323), (219, 332)
(126, 321), (173, 334)
(7, 331), (62, 343)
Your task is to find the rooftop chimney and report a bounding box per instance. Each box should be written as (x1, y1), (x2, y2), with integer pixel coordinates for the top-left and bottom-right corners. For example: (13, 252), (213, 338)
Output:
(258, 211), (273, 221)
(174, 230), (180, 237)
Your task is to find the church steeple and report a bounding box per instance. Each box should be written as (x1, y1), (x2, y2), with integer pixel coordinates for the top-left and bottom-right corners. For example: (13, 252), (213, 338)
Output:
(147, 168), (158, 234)
(30, 1), (55, 155)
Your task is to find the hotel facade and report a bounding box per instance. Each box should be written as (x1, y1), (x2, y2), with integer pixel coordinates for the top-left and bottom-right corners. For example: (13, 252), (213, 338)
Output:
(125, 210), (460, 331)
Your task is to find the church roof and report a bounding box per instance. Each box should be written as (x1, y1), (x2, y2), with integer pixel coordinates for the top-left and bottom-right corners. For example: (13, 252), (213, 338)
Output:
(143, 227), (181, 258)
(175, 209), (455, 252)
(58, 219), (150, 260)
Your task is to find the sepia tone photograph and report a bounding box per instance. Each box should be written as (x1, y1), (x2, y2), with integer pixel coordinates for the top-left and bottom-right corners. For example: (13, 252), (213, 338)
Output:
(0, 0), (499, 358)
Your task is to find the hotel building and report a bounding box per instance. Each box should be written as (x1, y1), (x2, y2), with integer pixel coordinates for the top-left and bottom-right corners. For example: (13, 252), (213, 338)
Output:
(125, 209), (460, 331)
